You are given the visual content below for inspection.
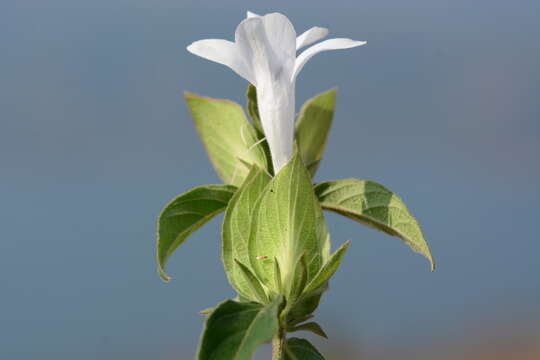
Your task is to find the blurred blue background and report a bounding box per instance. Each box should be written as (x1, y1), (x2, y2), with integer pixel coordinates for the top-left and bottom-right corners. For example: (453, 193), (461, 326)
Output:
(1, 1), (539, 359)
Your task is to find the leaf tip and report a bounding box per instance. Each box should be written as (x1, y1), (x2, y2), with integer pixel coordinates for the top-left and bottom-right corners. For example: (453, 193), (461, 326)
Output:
(183, 91), (197, 100)
(158, 266), (172, 282)
(157, 249), (172, 282)
(423, 247), (436, 272)
(198, 307), (214, 316)
(157, 250), (171, 282)
(183, 91), (219, 104)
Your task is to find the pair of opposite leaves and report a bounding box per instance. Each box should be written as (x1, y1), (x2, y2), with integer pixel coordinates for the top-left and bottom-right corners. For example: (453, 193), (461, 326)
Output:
(156, 86), (435, 360)
(157, 86), (434, 284)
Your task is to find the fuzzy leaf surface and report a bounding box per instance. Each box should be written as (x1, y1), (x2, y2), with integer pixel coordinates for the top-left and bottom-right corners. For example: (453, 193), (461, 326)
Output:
(284, 337), (326, 360)
(315, 179), (435, 271)
(246, 84), (262, 133)
(245, 85), (274, 175)
(287, 321), (328, 338)
(234, 259), (269, 304)
(288, 253), (308, 305)
(249, 154), (330, 295)
(304, 240), (351, 294)
(186, 92), (268, 186)
(157, 184), (236, 281)
(285, 284), (327, 327)
(198, 298), (281, 360)
(222, 166), (271, 299)
(295, 89), (336, 177)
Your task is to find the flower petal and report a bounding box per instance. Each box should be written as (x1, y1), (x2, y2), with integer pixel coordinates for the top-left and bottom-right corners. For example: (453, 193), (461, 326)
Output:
(293, 38), (367, 81)
(235, 17), (275, 86)
(235, 16), (296, 172)
(235, 14), (297, 84)
(247, 12), (328, 51)
(296, 26), (329, 50)
(187, 39), (255, 84)
(260, 13), (297, 71)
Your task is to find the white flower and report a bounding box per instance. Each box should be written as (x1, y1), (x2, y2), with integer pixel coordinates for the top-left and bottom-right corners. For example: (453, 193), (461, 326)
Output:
(187, 11), (366, 172)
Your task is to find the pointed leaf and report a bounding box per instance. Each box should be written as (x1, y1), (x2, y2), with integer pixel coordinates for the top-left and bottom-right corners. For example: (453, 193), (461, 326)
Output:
(284, 338), (326, 360)
(246, 85), (274, 175)
(222, 166), (272, 298)
(234, 259), (269, 304)
(295, 89), (336, 177)
(288, 253), (308, 305)
(249, 154), (330, 293)
(198, 298), (281, 360)
(273, 257), (283, 293)
(315, 179), (435, 271)
(246, 84), (262, 132)
(198, 307), (214, 316)
(287, 321), (328, 338)
(185, 92), (268, 186)
(304, 240), (351, 294)
(157, 184), (236, 281)
(285, 283), (327, 327)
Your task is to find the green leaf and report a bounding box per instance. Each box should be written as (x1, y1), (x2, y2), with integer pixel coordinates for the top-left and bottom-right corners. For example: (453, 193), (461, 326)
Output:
(273, 257), (283, 293)
(246, 84), (262, 133)
(295, 89), (336, 177)
(198, 307), (214, 316)
(285, 283), (327, 327)
(198, 298), (281, 360)
(284, 338), (326, 360)
(303, 240), (351, 295)
(245, 85), (274, 175)
(287, 321), (328, 339)
(222, 166), (272, 299)
(283, 239), (346, 325)
(185, 92), (268, 186)
(315, 179), (435, 271)
(157, 184), (236, 281)
(249, 154), (330, 295)
(234, 259), (269, 304)
(288, 253), (308, 305)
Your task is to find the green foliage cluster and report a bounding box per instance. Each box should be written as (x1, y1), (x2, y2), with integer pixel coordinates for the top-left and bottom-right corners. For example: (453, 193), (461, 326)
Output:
(156, 86), (434, 359)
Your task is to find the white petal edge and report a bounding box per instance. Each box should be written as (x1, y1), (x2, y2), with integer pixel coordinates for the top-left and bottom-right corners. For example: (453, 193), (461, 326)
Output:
(292, 38), (367, 81)
(296, 26), (329, 50)
(187, 39), (255, 84)
(246, 11), (260, 18)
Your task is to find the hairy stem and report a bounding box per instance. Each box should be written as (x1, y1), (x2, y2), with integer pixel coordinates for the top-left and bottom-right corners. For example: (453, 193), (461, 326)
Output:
(271, 329), (285, 360)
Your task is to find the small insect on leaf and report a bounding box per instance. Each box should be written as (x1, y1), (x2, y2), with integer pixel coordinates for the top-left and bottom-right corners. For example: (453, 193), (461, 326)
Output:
(256, 255), (268, 260)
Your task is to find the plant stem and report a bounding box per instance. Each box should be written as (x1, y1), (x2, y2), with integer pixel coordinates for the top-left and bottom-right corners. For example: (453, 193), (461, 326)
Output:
(271, 329), (285, 360)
